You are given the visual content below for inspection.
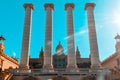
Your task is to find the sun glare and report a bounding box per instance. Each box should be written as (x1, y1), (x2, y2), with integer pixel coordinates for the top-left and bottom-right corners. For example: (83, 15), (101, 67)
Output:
(113, 11), (120, 25)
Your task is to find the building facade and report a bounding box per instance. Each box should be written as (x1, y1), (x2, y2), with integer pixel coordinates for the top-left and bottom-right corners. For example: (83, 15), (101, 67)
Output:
(0, 36), (19, 80)
(29, 41), (91, 71)
(101, 34), (120, 80)
(9, 2), (112, 80)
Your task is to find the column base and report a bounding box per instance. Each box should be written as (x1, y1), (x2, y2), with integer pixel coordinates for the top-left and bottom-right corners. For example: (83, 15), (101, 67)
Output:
(90, 64), (102, 72)
(18, 65), (31, 73)
(17, 69), (31, 73)
(66, 64), (79, 72)
(19, 65), (29, 69)
(43, 64), (54, 72)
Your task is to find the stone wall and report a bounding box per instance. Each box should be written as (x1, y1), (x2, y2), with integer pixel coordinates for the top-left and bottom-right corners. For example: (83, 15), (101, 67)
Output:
(1, 54), (18, 71)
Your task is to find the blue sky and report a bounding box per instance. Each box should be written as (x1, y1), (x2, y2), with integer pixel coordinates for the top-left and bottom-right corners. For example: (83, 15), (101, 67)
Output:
(0, 0), (120, 62)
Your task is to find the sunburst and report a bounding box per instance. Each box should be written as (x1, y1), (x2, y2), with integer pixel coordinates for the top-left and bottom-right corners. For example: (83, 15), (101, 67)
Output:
(112, 11), (120, 25)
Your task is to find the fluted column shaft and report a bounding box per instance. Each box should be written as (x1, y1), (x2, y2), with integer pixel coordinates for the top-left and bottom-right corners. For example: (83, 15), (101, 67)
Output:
(19, 4), (34, 69)
(85, 3), (101, 69)
(43, 4), (54, 72)
(65, 3), (78, 71)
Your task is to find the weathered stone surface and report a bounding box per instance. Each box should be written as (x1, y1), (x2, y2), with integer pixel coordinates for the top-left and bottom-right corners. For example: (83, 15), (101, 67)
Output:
(85, 3), (101, 70)
(65, 3), (78, 72)
(19, 4), (34, 69)
(43, 4), (54, 72)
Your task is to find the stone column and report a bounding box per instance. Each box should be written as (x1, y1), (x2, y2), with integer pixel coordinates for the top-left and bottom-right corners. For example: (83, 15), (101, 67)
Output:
(19, 4), (34, 69)
(43, 4), (54, 72)
(65, 3), (78, 72)
(85, 3), (101, 70)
